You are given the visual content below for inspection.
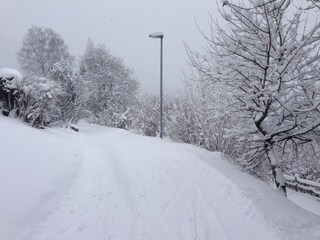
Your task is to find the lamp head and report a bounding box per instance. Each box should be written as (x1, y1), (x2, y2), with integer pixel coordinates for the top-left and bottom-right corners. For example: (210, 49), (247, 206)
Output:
(149, 32), (164, 38)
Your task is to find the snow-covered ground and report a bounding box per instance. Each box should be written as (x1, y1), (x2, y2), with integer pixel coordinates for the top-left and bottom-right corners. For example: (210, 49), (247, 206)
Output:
(288, 190), (320, 217)
(1, 116), (320, 240)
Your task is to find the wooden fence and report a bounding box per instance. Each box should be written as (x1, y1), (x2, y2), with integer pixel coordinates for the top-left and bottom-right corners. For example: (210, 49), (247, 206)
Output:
(284, 174), (320, 198)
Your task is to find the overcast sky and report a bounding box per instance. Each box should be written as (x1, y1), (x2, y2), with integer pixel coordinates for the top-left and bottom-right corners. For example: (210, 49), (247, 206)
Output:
(0, 0), (219, 95)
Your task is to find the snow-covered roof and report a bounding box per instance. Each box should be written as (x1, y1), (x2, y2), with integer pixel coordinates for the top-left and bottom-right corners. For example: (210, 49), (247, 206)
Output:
(0, 68), (23, 81)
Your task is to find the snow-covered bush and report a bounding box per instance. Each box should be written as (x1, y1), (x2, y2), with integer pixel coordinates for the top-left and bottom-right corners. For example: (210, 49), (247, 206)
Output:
(0, 68), (23, 116)
(15, 75), (60, 128)
(131, 94), (161, 137)
(166, 78), (238, 156)
(0, 68), (61, 128)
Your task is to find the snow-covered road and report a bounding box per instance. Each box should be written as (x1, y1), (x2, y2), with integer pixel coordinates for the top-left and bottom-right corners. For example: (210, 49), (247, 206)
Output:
(1, 118), (320, 240)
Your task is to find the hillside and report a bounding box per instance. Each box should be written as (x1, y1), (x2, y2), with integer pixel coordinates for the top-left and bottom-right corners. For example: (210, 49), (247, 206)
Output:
(1, 116), (320, 240)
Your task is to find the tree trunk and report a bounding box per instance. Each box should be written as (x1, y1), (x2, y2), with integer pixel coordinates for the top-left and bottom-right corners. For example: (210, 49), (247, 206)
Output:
(266, 147), (287, 196)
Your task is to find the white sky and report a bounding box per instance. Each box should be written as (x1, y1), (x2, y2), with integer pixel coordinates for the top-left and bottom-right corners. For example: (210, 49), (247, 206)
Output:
(0, 0), (219, 95)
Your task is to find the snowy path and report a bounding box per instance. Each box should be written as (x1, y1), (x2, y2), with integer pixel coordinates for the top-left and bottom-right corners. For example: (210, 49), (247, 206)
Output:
(19, 125), (232, 240)
(2, 119), (320, 240)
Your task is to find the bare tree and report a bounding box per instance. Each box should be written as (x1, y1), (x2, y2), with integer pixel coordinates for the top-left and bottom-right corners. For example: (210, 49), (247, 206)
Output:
(18, 26), (73, 76)
(188, 0), (320, 195)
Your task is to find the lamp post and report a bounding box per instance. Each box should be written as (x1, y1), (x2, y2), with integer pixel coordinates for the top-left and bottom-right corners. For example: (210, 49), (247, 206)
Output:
(149, 32), (164, 138)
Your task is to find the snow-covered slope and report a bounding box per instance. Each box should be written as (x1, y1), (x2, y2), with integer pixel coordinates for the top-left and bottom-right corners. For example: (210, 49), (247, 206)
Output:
(0, 117), (81, 240)
(1, 116), (320, 240)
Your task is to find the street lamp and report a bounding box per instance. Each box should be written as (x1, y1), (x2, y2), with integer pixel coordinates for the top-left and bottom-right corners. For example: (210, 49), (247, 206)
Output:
(149, 32), (164, 138)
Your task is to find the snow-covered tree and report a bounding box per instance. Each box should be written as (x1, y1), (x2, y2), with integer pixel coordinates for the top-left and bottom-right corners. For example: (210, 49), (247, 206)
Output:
(188, 0), (320, 194)
(79, 39), (139, 127)
(49, 60), (77, 123)
(18, 26), (73, 77)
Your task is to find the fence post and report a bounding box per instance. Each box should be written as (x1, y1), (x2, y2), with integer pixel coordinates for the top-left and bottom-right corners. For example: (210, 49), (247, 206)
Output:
(294, 174), (299, 192)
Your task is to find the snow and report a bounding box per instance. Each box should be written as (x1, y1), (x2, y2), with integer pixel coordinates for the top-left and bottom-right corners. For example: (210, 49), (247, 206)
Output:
(1, 116), (320, 240)
(298, 178), (320, 188)
(288, 190), (320, 217)
(0, 68), (23, 81)
(0, 117), (81, 240)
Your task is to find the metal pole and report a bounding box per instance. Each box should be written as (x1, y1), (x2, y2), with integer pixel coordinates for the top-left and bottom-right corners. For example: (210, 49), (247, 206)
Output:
(160, 37), (163, 138)
(149, 32), (164, 138)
